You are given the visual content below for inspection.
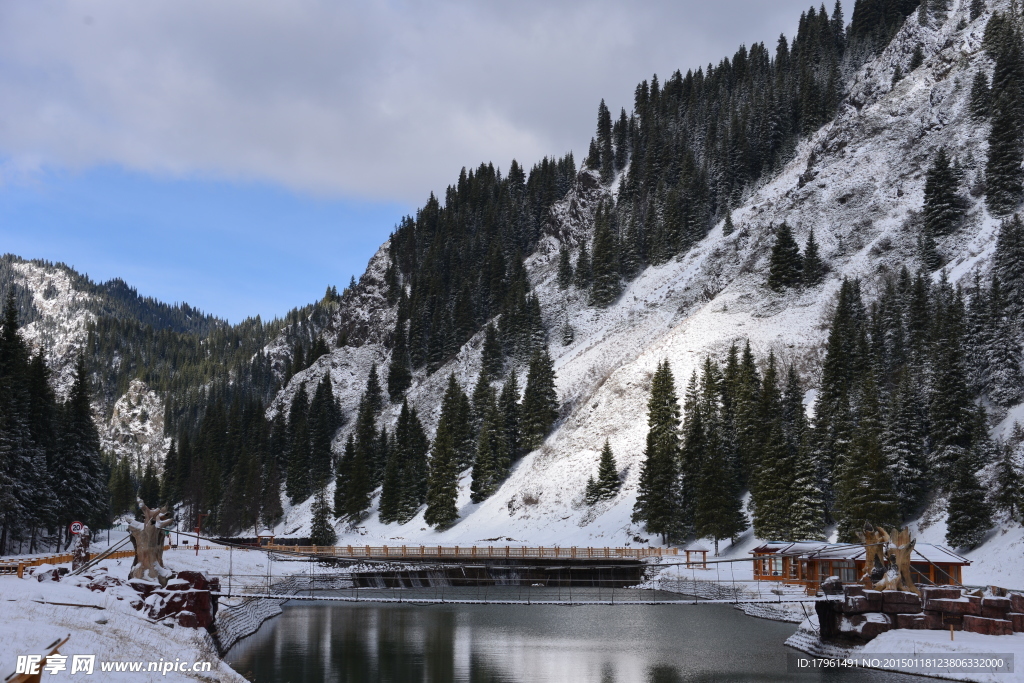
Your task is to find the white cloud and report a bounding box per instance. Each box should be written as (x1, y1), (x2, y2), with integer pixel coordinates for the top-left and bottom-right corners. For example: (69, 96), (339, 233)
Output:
(0, 0), (822, 203)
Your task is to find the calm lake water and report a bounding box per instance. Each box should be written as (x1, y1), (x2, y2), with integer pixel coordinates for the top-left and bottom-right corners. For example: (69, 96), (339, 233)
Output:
(225, 587), (918, 683)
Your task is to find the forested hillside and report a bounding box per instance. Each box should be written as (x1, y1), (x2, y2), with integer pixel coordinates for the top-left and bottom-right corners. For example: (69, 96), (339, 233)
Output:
(4, 0), (1024, 569)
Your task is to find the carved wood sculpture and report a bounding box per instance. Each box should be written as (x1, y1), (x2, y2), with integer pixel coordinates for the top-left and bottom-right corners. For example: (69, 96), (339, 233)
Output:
(873, 526), (919, 595)
(71, 525), (91, 571)
(129, 500), (174, 586)
(856, 522), (890, 585)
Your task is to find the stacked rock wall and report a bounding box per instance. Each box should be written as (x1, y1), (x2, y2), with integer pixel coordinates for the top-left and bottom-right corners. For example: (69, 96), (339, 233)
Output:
(816, 585), (1024, 644)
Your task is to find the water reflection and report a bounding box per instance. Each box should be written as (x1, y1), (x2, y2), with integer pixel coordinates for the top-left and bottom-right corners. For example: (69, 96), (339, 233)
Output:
(226, 588), (917, 683)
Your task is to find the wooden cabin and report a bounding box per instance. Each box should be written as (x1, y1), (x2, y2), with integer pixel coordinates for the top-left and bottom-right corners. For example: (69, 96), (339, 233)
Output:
(751, 542), (970, 594)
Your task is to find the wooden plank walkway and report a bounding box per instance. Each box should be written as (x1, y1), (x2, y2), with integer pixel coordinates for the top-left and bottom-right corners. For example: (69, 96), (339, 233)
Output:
(265, 545), (680, 561)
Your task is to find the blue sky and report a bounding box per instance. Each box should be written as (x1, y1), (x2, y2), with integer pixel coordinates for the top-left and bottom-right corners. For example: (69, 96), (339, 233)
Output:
(0, 167), (408, 322)
(0, 0), (818, 323)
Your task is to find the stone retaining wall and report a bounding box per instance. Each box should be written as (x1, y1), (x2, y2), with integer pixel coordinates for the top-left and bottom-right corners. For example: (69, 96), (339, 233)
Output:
(815, 584), (1024, 644)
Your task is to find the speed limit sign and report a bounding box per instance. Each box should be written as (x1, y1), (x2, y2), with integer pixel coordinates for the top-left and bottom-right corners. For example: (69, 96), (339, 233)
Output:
(69, 521), (84, 535)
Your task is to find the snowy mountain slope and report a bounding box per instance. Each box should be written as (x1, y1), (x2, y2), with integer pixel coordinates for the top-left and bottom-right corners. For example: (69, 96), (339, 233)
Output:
(9, 259), (98, 397)
(267, 0), (1024, 557)
(6, 259), (173, 470)
(100, 379), (172, 472)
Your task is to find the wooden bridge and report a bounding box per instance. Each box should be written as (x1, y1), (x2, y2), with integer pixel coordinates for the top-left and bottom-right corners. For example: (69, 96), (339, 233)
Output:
(264, 544), (689, 562)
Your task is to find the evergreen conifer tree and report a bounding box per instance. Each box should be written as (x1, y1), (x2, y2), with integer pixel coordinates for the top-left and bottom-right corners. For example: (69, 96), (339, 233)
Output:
(970, 71), (992, 118)
(834, 372), (900, 541)
(521, 348), (558, 451)
(590, 206), (622, 307)
(365, 363), (385, 415)
(333, 434), (355, 515)
(470, 398), (510, 503)
(161, 440), (178, 504)
(585, 440), (621, 505)
(481, 323), (504, 381)
(54, 355), (108, 532)
(498, 370), (522, 461)
(139, 461), (161, 508)
(985, 23), (1024, 215)
(379, 401), (429, 523)
(386, 324), (413, 402)
(557, 243), (574, 290)
(946, 455), (992, 548)
(992, 442), (1021, 520)
(425, 375), (464, 528)
(285, 384), (311, 503)
(723, 212), (735, 236)
(909, 44), (924, 70)
(632, 360), (681, 544)
(574, 242), (591, 289)
(803, 229), (825, 285)
(309, 486), (337, 546)
(691, 363), (747, 552)
(768, 223), (803, 289)
(923, 148), (964, 236)
(882, 371), (929, 519)
(994, 215), (1024, 320)
(307, 375), (338, 490)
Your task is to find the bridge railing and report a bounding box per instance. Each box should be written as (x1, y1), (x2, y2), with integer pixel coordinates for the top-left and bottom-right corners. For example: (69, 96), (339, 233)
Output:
(264, 544), (679, 560)
(0, 546), (172, 578)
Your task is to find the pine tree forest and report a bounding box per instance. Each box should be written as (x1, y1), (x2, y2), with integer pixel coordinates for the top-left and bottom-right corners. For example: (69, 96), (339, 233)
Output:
(8, 0), (1024, 555)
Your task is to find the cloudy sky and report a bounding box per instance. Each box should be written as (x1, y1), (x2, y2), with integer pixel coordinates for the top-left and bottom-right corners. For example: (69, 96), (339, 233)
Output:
(0, 0), (820, 322)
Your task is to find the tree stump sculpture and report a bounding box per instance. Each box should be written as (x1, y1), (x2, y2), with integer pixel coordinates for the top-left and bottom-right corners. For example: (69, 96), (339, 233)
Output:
(856, 522), (890, 585)
(71, 525), (91, 572)
(872, 526), (919, 595)
(129, 501), (174, 586)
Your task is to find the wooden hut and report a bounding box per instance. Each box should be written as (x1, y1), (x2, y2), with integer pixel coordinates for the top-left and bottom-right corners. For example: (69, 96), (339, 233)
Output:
(751, 542), (970, 594)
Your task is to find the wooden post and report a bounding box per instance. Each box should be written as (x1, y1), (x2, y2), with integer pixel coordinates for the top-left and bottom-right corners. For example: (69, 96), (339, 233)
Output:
(17, 563), (24, 579)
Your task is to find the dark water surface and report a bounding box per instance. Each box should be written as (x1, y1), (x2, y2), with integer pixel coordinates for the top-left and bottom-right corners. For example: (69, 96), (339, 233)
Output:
(225, 587), (919, 683)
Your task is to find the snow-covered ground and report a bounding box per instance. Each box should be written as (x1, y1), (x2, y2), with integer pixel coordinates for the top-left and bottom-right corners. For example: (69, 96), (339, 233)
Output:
(0, 542), (318, 682)
(787, 613), (1024, 683)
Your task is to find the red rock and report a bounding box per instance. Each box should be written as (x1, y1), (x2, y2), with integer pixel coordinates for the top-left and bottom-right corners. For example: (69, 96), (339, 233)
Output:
(843, 585), (865, 599)
(175, 571), (210, 591)
(924, 598), (980, 616)
(176, 611), (199, 628)
(862, 590), (883, 611)
(967, 594), (983, 606)
(895, 612), (942, 629)
(839, 613), (891, 642)
(982, 596), (1011, 619)
(963, 615), (1013, 636)
(35, 568), (61, 582)
(86, 575), (125, 593)
(841, 596), (870, 614)
(1007, 613), (1024, 632)
(1010, 593), (1024, 613)
(128, 579), (160, 598)
(921, 586), (961, 601)
(881, 591), (922, 613)
(165, 578), (190, 592)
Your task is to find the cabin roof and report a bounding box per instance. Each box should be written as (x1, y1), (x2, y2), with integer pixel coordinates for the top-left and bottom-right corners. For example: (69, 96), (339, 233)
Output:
(806, 543), (970, 565)
(750, 541), (832, 556)
(751, 542), (970, 565)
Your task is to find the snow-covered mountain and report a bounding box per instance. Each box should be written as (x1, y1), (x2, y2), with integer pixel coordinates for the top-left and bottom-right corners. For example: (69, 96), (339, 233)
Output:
(6, 0), (1023, 584)
(267, 0), (1022, 562)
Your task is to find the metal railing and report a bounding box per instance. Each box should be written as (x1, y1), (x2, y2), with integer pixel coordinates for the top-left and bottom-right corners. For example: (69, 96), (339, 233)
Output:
(264, 544), (678, 560)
